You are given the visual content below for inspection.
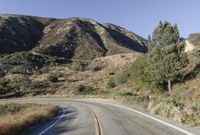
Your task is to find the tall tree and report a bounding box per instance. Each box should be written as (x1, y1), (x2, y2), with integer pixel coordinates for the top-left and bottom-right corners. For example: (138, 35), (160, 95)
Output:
(147, 21), (187, 94)
(132, 21), (188, 93)
(147, 43), (187, 93)
(151, 21), (180, 47)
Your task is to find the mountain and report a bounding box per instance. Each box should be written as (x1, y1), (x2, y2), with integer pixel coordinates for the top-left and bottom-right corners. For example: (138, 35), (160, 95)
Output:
(0, 14), (147, 55)
(185, 33), (200, 52)
(0, 14), (147, 75)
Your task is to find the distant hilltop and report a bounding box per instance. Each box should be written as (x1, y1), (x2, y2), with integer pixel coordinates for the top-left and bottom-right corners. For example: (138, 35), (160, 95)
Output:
(0, 14), (147, 59)
(185, 33), (200, 52)
(0, 14), (147, 75)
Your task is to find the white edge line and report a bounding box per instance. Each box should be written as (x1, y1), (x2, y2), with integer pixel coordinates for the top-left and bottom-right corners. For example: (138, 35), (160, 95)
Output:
(38, 108), (65, 135)
(100, 102), (195, 135)
(12, 99), (195, 135)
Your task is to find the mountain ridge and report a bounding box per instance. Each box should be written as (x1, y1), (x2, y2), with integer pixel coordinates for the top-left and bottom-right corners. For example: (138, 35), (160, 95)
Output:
(0, 14), (147, 75)
(0, 14), (147, 56)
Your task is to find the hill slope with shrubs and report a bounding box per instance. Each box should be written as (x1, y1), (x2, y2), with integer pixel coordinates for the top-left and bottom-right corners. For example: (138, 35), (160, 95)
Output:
(0, 15), (199, 126)
(0, 14), (147, 76)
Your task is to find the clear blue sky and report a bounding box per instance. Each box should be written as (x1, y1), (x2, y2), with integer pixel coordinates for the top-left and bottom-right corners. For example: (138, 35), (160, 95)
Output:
(0, 0), (199, 38)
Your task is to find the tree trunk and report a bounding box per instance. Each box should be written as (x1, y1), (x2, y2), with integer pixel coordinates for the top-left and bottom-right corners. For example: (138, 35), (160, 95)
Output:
(168, 79), (172, 95)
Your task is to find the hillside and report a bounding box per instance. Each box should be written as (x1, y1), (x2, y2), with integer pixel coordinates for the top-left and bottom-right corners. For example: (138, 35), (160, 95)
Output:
(187, 33), (200, 46)
(0, 14), (147, 57)
(0, 14), (147, 75)
(0, 14), (199, 127)
(177, 33), (200, 99)
(0, 14), (147, 96)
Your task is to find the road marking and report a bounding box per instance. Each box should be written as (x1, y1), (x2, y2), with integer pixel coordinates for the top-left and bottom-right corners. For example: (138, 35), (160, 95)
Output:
(91, 110), (103, 135)
(39, 108), (65, 135)
(99, 102), (195, 135)
(8, 98), (196, 135)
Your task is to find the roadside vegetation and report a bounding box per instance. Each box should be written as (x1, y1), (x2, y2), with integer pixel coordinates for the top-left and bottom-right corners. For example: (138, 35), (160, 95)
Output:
(102, 21), (200, 126)
(0, 21), (199, 126)
(72, 84), (95, 95)
(47, 73), (59, 83)
(103, 90), (200, 126)
(131, 21), (188, 94)
(0, 103), (58, 135)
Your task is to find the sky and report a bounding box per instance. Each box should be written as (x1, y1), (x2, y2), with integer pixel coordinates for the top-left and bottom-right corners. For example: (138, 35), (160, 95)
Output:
(0, 0), (199, 38)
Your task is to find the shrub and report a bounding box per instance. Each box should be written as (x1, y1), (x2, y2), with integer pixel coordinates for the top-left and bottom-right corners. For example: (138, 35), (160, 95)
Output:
(91, 66), (102, 72)
(9, 75), (30, 83)
(120, 55), (125, 58)
(109, 72), (115, 76)
(130, 55), (152, 90)
(38, 66), (49, 74)
(0, 78), (9, 87)
(9, 65), (30, 74)
(3, 75), (32, 93)
(0, 103), (30, 114)
(29, 81), (48, 89)
(73, 84), (94, 94)
(0, 85), (8, 94)
(71, 61), (85, 71)
(0, 78), (11, 94)
(107, 78), (116, 89)
(47, 74), (58, 83)
(107, 68), (130, 89)
(120, 92), (133, 96)
(0, 104), (57, 135)
(114, 71), (130, 85)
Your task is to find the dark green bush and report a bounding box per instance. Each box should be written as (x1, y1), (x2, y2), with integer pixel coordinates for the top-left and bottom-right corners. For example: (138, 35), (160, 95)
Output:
(0, 77), (9, 87)
(107, 78), (116, 89)
(109, 72), (115, 76)
(91, 66), (102, 72)
(114, 72), (130, 85)
(0, 78), (11, 94)
(120, 92), (133, 96)
(10, 65), (30, 74)
(73, 84), (94, 94)
(47, 74), (58, 83)
(107, 69), (130, 89)
(29, 81), (48, 89)
(130, 55), (152, 90)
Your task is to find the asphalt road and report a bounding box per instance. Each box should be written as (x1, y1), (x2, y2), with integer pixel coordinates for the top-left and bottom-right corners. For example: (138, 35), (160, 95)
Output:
(8, 98), (200, 135)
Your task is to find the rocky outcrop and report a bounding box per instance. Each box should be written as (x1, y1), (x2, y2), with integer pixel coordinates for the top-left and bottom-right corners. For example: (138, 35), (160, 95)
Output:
(185, 33), (200, 52)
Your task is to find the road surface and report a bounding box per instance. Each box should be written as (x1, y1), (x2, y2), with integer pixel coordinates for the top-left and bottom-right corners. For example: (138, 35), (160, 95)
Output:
(5, 98), (200, 135)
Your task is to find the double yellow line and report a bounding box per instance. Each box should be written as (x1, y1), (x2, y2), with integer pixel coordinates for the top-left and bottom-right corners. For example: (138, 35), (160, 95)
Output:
(91, 110), (103, 135)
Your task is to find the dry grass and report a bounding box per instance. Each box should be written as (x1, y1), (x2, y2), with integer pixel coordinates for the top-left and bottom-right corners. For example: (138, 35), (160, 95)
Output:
(2, 51), (199, 127)
(92, 89), (200, 126)
(0, 103), (57, 135)
(173, 78), (200, 100)
(26, 53), (139, 96)
(188, 33), (200, 47)
(148, 98), (200, 126)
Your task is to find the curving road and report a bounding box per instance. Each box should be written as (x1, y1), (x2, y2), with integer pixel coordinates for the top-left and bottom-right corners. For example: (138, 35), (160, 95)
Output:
(7, 98), (200, 135)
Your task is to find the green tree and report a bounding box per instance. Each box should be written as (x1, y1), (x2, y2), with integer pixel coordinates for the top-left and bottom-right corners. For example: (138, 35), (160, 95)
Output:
(151, 21), (180, 47)
(147, 35), (154, 51)
(147, 43), (187, 92)
(147, 21), (187, 94)
(132, 21), (188, 94)
(131, 55), (151, 89)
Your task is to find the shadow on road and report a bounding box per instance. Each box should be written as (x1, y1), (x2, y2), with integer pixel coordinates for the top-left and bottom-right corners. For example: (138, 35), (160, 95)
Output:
(23, 106), (77, 135)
